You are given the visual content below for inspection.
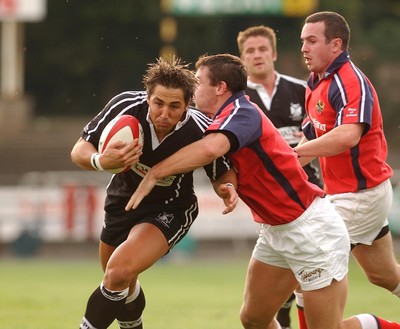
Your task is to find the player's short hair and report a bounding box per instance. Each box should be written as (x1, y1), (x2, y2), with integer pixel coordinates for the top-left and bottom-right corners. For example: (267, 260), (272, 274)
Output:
(195, 54), (247, 93)
(143, 56), (198, 105)
(236, 25), (277, 56)
(305, 11), (350, 50)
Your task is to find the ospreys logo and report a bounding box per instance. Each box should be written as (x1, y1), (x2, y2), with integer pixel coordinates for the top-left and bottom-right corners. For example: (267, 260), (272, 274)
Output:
(155, 211), (174, 228)
(289, 103), (303, 121)
(316, 99), (325, 113)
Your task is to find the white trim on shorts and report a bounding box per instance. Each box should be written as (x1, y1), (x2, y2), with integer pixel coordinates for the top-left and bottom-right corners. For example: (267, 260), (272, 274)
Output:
(327, 179), (393, 245)
(252, 196), (350, 291)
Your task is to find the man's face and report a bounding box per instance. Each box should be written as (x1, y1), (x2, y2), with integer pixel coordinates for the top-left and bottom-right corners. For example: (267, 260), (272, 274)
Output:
(147, 84), (187, 139)
(194, 66), (219, 117)
(241, 35), (276, 80)
(301, 21), (339, 78)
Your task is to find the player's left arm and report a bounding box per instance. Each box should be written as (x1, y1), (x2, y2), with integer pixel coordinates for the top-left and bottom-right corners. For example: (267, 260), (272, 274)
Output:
(294, 123), (365, 158)
(125, 132), (231, 210)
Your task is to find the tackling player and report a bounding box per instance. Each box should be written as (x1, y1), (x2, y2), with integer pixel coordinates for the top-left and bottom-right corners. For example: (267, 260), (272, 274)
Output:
(237, 25), (324, 329)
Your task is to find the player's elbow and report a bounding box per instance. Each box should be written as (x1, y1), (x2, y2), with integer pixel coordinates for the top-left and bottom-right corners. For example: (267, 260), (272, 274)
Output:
(201, 142), (225, 162)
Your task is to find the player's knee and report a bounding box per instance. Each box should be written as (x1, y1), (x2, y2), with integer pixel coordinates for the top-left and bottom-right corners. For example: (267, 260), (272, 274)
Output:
(366, 271), (396, 291)
(240, 306), (266, 329)
(104, 265), (133, 289)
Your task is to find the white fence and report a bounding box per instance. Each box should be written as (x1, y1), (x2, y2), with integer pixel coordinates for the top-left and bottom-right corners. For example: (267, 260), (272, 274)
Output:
(0, 170), (259, 243)
(2, 170), (400, 245)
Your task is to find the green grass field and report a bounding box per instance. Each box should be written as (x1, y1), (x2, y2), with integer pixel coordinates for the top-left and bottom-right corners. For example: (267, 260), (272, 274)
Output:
(1, 256), (399, 329)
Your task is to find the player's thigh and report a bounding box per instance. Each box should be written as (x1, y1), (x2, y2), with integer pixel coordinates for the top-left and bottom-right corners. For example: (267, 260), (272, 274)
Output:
(242, 257), (298, 322)
(99, 241), (116, 271)
(108, 223), (169, 275)
(352, 232), (400, 284)
(303, 277), (348, 329)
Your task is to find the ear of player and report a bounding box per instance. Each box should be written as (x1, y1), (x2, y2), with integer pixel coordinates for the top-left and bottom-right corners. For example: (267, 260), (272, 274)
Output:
(98, 115), (144, 174)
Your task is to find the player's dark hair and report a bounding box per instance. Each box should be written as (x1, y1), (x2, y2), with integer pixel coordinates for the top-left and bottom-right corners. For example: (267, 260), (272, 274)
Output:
(143, 56), (198, 105)
(195, 54), (248, 93)
(237, 25), (277, 56)
(305, 11), (350, 50)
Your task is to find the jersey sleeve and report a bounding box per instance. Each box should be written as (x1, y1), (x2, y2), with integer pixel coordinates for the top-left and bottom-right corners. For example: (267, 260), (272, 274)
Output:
(81, 91), (147, 148)
(202, 156), (232, 181)
(207, 101), (262, 153)
(301, 116), (316, 141)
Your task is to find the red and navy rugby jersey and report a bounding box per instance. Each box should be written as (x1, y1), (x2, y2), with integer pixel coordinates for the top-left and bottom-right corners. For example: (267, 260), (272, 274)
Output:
(302, 51), (392, 194)
(206, 91), (324, 226)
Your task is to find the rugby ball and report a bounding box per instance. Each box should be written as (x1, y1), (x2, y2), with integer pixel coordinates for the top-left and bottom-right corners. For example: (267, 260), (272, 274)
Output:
(98, 115), (144, 173)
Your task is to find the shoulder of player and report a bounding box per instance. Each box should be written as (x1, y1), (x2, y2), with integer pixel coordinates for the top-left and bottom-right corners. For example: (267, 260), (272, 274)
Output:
(278, 73), (307, 88)
(186, 106), (213, 130)
(335, 61), (368, 85)
(107, 91), (148, 107)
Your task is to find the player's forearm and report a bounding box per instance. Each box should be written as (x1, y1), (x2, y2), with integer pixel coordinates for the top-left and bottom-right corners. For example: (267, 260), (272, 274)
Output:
(211, 169), (237, 198)
(150, 141), (216, 181)
(295, 124), (364, 158)
(71, 138), (98, 171)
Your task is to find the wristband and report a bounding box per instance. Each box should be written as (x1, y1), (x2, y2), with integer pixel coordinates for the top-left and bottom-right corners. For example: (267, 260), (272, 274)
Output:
(90, 153), (105, 171)
(226, 183), (235, 190)
(293, 148), (301, 158)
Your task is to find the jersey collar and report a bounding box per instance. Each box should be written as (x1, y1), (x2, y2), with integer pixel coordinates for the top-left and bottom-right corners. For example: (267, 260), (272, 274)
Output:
(307, 50), (350, 89)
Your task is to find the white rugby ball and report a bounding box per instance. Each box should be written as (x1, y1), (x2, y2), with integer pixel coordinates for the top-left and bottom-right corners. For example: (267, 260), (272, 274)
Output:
(98, 115), (144, 174)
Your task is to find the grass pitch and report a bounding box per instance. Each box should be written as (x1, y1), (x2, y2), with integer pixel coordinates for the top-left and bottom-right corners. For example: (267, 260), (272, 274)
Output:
(1, 256), (399, 329)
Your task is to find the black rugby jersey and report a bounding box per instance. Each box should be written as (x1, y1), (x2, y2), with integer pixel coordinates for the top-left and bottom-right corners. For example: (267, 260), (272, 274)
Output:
(245, 73), (322, 187)
(82, 91), (231, 213)
(245, 74), (306, 145)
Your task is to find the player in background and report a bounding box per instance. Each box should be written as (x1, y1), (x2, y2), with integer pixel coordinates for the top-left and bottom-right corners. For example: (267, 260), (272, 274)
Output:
(71, 56), (238, 329)
(126, 53), (400, 329)
(294, 11), (400, 329)
(236, 25), (324, 329)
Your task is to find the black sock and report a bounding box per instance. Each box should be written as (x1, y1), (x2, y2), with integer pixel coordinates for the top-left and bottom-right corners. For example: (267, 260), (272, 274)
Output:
(277, 293), (295, 328)
(117, 286), (146, 329)
(80, 283), (129, 329)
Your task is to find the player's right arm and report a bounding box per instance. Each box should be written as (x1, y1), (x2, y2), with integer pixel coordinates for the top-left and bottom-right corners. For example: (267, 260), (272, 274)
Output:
(71, 137), (141, 171)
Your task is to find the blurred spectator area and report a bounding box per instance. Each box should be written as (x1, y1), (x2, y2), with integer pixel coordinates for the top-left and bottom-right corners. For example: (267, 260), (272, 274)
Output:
(0, 116), (90, 185)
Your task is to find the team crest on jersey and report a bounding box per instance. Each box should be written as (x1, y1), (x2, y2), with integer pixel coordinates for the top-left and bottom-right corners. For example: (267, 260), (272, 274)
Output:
(316, 100), (325, 113)
(289, 103), (303, 121)
(155, 211), (174, 228)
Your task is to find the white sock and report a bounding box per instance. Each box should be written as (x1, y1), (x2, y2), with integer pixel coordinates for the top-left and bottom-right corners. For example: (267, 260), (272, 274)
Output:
(273, 318), (282, 329)
(391, 282), (400, 298)
(294, 291), (304, 308)
(354, 314), (378, 329)
(126, 281), (141, 304)
(80, 316), (97, 329)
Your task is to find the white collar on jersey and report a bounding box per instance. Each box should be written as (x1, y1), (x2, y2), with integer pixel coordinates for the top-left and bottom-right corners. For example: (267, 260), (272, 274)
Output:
(247, 72), (281, 111)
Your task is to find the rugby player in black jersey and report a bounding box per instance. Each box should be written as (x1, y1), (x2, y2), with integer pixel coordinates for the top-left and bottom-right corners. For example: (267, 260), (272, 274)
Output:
(71, 56), (238, 329)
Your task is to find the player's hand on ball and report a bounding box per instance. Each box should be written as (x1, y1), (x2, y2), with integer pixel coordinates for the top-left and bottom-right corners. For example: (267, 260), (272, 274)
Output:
(101, 138), (142, 173)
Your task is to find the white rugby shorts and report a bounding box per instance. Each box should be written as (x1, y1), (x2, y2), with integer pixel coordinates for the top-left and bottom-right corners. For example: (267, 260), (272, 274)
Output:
(252, 196), (350, 291)
(327, 179), (393, 245)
